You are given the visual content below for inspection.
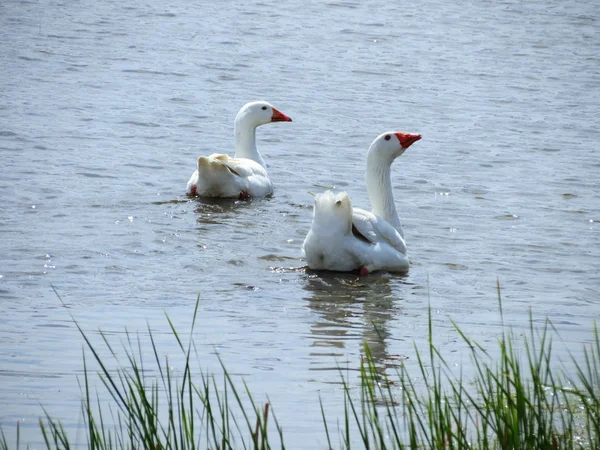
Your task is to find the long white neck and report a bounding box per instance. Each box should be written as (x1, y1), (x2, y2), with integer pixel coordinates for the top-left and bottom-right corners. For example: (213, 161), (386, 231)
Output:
(234, 120), (266, 168)
(365, 152), (404, 238)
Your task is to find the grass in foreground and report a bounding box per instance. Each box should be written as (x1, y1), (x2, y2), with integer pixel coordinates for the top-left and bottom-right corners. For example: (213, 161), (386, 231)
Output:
(327, 285), (600, 450)
(1, 284), (599, 449)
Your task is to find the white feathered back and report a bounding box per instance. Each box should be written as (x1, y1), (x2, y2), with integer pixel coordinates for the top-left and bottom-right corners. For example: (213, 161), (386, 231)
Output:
(312, 190), (353, 235)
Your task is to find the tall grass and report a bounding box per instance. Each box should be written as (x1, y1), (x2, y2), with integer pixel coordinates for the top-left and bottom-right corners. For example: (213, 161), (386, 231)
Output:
(34, 295), (284, 450)
(1, 285), (598, 449)
(323, 281), (600, 449)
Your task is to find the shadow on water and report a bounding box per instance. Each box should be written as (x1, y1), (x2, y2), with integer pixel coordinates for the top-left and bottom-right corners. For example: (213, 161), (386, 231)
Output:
(187, 195), (272, 225)
(154, 195), (270, 209)
(302, 270), (410, 374)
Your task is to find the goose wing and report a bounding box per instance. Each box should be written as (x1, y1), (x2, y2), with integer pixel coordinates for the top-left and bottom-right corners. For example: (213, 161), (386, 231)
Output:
(207, 153), (268, 178)
(351, 208), (407, 254)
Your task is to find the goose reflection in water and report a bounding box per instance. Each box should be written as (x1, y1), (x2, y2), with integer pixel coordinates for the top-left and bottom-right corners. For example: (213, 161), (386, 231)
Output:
(191, 196), (268, 228)
(302, 271), (410, 374)
(190, 196), (273, 265)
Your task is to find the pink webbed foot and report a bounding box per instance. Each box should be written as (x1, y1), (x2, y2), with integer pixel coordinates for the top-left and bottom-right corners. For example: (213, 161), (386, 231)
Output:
(189, 185), (197, 196)
(359, 267), (370, 276)
(239, 190), (250, 200)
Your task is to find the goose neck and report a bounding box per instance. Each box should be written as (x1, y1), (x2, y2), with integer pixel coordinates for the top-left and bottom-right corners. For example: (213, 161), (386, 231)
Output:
(366, 158), (402, 231)
(234, 121), (265, 168)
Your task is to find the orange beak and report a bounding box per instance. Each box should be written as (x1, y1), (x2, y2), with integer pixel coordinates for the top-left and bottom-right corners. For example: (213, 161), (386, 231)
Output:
(271, 107), (292, 122)
(395, 132), (421, 149)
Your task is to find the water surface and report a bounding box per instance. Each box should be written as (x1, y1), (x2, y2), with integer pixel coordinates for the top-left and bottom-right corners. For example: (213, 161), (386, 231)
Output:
(1, 0), (599, 447)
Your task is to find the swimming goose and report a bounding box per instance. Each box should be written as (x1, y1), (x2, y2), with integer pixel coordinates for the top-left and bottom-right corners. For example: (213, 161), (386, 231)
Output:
(187, 101), (292, 199)
(302, 131), (421, 274)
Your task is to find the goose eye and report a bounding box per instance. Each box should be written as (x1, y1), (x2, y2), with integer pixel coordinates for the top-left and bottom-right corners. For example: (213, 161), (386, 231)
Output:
(261, 106), (267, 110)
(384, 135), (391, 141)
(335, 200), (342, 206)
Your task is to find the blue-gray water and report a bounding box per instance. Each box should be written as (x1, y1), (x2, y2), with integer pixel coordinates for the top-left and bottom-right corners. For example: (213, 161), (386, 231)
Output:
(1, 0), (599, 447)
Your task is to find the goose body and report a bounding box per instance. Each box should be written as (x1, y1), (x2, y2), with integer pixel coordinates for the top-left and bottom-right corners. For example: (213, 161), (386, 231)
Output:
(188, 153), (272, 198)
(302, 131), (421, 274)
(303, 190), (409, 273)
(187, 101), (292, 199)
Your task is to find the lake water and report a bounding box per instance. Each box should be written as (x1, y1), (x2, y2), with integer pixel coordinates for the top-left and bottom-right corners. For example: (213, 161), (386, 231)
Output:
(1, 0), (599, 447)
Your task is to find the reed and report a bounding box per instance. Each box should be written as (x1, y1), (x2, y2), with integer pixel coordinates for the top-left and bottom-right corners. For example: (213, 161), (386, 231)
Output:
(39, 295), (283, 450)
(321, 281), (600, 449)
(2, 285), (598, 449)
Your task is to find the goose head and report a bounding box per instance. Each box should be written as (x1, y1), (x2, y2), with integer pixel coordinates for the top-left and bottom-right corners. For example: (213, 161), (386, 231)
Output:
(312, 190), (353, 235)
(235, 101), (293, 128)
(367, 131), (421, 165)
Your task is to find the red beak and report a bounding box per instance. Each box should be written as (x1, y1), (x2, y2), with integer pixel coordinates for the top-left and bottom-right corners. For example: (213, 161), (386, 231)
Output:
(395, 132), (421, 149)
(271, 107), (292, 122)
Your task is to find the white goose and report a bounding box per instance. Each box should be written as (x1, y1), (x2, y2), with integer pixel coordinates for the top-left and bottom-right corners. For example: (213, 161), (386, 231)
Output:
(302, 131), (421, 275)
(187, 101), (292, 199)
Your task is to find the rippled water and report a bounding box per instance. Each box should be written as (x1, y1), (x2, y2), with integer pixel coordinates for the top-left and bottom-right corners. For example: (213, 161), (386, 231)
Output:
(1, 0), (599, 446)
